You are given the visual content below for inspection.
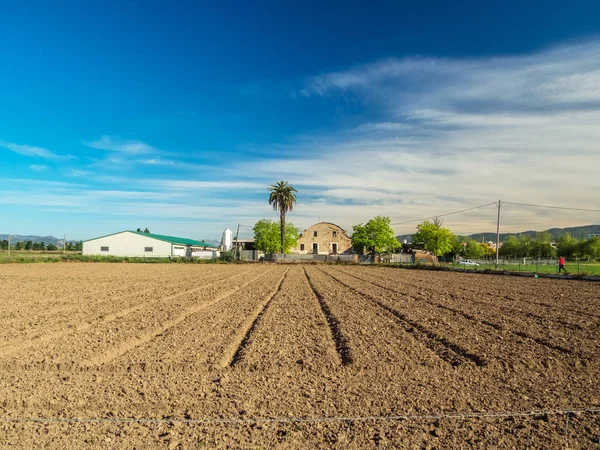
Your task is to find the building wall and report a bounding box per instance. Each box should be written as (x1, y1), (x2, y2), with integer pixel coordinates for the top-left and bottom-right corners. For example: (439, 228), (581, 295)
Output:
(82, 232), (172, 257)
(293, 222), (353, 255)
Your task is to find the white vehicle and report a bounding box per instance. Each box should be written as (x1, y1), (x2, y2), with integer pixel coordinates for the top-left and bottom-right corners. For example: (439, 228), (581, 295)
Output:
(458, 259), (480, 266)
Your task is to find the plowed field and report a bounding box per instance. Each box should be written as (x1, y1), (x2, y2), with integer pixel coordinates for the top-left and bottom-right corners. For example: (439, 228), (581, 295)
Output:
(1, 263), (599, 448)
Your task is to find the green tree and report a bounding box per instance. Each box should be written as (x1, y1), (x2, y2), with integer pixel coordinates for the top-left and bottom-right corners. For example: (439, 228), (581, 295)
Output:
(74, 241), (83, 251)
(144, 228), (150, 233)
(0, 240), (8, 250)
(413, 218), (456, 257)
(556, 233), (578, 258)
(253, 219), (298, 254)
(351, 216), (400, 256)
(464, 239), (485, 259)
(530, 232), (555, 258)
(579, 236), (600, 259)
(500, 235), (519, 258)
(268, 181), (297, 255)
(15, 241), (25, 250)
(46, 243), (58, 251)
(25, 240), (33, 250)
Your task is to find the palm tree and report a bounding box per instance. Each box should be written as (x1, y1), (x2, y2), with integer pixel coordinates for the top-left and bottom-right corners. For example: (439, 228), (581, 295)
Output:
(268, 181), (297, 255)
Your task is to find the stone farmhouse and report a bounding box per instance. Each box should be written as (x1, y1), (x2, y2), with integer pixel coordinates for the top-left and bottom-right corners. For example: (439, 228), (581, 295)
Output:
(293, 222), (353, 255)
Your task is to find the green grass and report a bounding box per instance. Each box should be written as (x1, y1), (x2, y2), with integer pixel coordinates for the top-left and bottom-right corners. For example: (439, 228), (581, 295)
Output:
(0, 251), (230, 264)
(444, 261), (600, 276)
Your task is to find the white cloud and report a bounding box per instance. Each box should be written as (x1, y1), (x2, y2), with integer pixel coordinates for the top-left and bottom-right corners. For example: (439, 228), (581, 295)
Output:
(29, 164), (48, 172)
(84, 135), (158, 155)
(0, 140), (60, 159)
(262, 40), (600, 233)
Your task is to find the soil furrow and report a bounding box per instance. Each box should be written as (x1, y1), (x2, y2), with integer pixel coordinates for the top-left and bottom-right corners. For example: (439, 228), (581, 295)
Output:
(320, 267), (486, 367)
(303, 266), (353, 366)
(223, 268), (290, 367)
(0, 268), (253, 358)
(333, 267), (588, 359)
(83, 267), (277, 366)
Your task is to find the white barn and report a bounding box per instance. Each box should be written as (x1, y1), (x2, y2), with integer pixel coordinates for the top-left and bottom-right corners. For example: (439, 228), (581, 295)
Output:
(82, 231), (217, 258)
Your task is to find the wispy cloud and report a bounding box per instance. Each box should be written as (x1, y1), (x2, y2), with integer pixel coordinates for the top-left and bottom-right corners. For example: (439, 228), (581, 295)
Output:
(29, 164), (48, 172)
(84, 135), (159, 155)
(0, 140), (62, 159)
(265, 39), (600, 233)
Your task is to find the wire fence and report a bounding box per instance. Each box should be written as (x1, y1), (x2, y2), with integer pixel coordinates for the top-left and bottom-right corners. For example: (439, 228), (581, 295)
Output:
(1, 407), (599, 447)
(0, 407), (598, 425)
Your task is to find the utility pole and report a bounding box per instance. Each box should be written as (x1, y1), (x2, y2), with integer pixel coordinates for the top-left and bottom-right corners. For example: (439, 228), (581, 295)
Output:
(234, 223), (240, 261)
(495, 200), (501, 269)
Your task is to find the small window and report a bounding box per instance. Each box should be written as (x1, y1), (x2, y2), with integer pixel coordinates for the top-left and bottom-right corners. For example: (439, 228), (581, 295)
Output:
(313, 231), (318, 237)
(100, 246), (109, 252)
(332, 231), (337, 237)
(145, 247), (153, 252)
(300, 244), (305, 251)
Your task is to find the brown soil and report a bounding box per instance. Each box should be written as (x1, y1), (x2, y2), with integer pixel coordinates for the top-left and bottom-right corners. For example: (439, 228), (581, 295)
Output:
(0, 263), (599, 448)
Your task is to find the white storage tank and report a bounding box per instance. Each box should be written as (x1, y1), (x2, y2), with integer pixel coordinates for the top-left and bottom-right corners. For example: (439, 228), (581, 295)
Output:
(221, 228), (233, 251)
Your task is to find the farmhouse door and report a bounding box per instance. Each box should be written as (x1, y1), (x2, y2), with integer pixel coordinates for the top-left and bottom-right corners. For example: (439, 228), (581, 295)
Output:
(312, 243), (318, 254)
(332, 243), (338, 254)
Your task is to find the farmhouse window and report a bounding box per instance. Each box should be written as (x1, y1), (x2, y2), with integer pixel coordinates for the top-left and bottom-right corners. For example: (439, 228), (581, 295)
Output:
(332, 231), (337, 237)
(100, 246), (109, 252)
(300, 244), (305, 251)
(313, 231), (318, 237)
(145, 247), (153, 252)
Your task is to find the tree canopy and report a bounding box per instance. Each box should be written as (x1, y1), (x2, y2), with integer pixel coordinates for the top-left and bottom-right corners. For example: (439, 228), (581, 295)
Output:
(268, 181), (297, 254)
(413, 218), (456, 257)
(351, 216), (399, 256)
(253, 219), (298, 254)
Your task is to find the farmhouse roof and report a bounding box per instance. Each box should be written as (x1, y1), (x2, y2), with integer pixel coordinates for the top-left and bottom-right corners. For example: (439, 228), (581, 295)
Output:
(84, 231), (217, 247)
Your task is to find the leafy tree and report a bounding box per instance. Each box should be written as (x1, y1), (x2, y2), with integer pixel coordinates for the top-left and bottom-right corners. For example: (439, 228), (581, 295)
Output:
(25, 240), (33, 250)
(499, 235), (519, 258)
(413, 218), (456, 257)
(556, 233), (578, 258)
(0, 240), (8, 250)
(144, 228), (150, 233)
(15, 241), (25, 250)
(74, 241), (83, 251)
(137, 228), (141, 232)
(464, 239), (485, 259)
(268, 181), (297, 255)
(253, 219), (298, 254)
(46, 243), (58, 251)
(529, 232), (556, 258)
(450, 236), (464, 257)
(579, 236), (600, 259)
(351, 216), (400, 256)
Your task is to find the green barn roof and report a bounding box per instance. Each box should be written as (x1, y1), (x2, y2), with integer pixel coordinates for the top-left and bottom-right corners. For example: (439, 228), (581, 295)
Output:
(84, 231), (218, 248)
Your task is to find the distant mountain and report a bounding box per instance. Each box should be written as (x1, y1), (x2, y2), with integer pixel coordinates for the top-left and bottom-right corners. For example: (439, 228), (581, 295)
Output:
(397, 224), (600, 243)
(0, 234), (65, 245)
(200, 239), (221, 247)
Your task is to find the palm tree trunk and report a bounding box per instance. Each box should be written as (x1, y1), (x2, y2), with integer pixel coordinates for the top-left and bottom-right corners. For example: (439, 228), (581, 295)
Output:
(280, 210), (285, 256)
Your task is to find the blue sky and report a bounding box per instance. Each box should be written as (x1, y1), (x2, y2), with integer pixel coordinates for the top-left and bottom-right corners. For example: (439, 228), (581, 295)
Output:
(2, 1), (600, 241)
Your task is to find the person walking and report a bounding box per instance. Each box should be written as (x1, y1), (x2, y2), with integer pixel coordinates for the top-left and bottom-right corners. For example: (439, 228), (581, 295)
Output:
(558, 256), (566, 274)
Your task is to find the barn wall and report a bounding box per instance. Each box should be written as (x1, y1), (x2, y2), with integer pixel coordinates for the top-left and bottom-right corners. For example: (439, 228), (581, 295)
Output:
(82, 232), (172, 257)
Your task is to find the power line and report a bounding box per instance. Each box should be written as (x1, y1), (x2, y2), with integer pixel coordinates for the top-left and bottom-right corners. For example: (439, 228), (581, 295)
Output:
(391, 202), (497, 226)
(503, 202), (600, 213)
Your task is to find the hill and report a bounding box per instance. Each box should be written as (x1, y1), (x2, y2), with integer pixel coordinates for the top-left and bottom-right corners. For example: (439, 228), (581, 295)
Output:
(397, 224), (600, 243)
(0, 234), (65, 245)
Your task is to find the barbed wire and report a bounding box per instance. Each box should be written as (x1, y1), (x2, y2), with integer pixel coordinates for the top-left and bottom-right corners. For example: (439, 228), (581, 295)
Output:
(0, 407), (598, 426)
